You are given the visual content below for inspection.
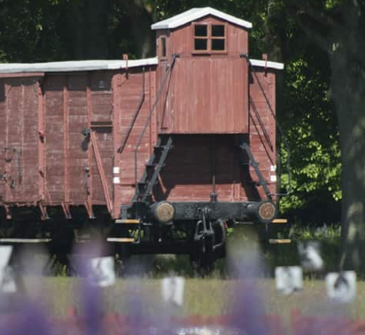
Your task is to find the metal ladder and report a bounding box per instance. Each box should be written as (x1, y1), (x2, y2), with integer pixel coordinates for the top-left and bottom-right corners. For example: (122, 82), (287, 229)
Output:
(240, 142), (272, 200)
(133, 136), (173, 203)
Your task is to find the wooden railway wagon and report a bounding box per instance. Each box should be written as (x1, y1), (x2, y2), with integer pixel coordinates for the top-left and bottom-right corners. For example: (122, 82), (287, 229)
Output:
(0, 7), (285, 270)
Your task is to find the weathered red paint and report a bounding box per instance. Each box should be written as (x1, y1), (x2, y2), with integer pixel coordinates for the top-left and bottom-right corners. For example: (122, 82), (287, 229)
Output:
(0, 10), (280, 221)
(156, 16), (249, 134)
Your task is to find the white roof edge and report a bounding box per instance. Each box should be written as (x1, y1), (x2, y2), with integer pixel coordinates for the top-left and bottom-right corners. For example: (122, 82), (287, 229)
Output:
(152, 7), (252, 30)
(0, 57), (158, 74)
(250, 59), (284, 70)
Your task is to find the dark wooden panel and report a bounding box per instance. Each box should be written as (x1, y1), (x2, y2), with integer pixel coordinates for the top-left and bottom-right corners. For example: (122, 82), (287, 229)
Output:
(3, 79), (39, 203)
(157, 135), (248, 202)
(0, 80), (6, 202)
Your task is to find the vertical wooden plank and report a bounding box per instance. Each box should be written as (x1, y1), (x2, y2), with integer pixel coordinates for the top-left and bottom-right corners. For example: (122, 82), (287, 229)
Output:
(89, 72), (114, 211)
(38, 80), (45, 203)
(0, 80), (6, 203)
(44, 76), (65, 205)
(233, 57), (248, 133)
(4, 82), (10, 204)
(67, 74), (88, 206)
(6, 83), (23, 202)
(64, 77), (70, 206)
(86, 74), (94, 216)
(23, 80), (39, 202)
(112, 72), (123, 218)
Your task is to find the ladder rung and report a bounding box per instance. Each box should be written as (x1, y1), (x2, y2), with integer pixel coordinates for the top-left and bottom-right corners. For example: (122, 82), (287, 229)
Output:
(0, 238), (52, 243)
(115, 219), (140, 224)
(107, 237), (135, 243)
(269, 239), (291, 244)
(272, 218), (288, 224)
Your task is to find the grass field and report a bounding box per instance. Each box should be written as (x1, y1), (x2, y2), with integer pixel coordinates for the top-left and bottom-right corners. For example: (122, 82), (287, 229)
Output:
(11, 224), (356, 327)
(22, 277), (365, 321)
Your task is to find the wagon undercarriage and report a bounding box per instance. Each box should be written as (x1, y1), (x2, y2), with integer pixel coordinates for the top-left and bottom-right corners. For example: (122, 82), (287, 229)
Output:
(0, 197), (280, 275)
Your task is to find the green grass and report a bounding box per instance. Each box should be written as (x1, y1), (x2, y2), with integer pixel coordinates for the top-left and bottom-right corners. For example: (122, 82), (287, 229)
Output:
(18, 224), (356, 324)
(23, 277), (365, 320)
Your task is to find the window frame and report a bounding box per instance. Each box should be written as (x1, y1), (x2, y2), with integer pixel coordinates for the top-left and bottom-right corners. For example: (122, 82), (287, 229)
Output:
(192, 23), (227, 54)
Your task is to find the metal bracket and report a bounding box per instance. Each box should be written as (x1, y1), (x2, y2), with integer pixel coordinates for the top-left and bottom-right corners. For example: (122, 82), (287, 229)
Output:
(39, 204), (49, 221)
(82, 128), (91, 137)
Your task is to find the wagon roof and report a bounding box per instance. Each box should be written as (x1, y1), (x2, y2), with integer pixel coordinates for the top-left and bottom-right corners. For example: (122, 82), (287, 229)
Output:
(0, 57), (283, 74)
(250, 59), (284, 70)
(151, 7), (252, 30)
(0, 57), (158, 74)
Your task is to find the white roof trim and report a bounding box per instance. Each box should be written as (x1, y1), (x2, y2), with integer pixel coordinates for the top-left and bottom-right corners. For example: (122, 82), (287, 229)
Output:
(250, 59), (284, 70)
(151, 7), (252, 30)
(0, 57), (158, 74)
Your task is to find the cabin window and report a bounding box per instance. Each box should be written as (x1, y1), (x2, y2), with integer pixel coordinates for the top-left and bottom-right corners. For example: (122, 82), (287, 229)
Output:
(211, 25), (225, 51)
(161, 36), (167, 58)
(194, 24), (208, 51)
(193, 23), (226, 53)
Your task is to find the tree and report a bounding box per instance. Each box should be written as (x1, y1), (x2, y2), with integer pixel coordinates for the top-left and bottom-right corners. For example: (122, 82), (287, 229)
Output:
(0, 0), (156, 62)
(285, 0), (365, 270)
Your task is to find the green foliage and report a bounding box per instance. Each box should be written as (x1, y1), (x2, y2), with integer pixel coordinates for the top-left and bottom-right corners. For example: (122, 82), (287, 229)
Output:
(278, 41), (341, 220)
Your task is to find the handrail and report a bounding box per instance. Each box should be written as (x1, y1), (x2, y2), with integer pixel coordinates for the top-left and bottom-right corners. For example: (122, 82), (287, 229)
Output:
(134, 54), (178, 186)
(117, 67), (145, 153)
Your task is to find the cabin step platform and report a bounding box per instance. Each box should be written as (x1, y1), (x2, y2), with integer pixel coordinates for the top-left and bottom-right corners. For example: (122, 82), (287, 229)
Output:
(107, 237), (135, 243)
(115, 219), (141, 224)
(0, 238), (52, 243)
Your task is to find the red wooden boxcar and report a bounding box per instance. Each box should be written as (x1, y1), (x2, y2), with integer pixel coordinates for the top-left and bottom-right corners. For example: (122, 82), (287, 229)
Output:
(0, 7), (284, 270)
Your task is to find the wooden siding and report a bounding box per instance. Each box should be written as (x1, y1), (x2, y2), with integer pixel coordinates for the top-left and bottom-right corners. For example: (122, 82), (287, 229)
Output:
(159, 56), (248, 134)
(0, 77), (40, 205)
(42, 72), (115, 210)
(156, 135), (262, 202)
(0, 72), (115, 216)
(113, 68), (157, 218)
(0, 80), (5, 204)
(159, 16), (248, 57)
(156, 16), (249, 134)
(0, 62), (278, 219)
(249, 69), (277, 199)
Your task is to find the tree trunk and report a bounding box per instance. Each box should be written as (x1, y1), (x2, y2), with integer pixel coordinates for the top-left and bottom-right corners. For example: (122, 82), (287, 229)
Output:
(69, 0), (110, 59)
(123, 0), (155, 58)
(330, 6), (365, 270)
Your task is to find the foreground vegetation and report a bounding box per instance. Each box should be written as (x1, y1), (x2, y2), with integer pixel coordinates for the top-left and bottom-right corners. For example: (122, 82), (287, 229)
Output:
(23, 276), (365, 320)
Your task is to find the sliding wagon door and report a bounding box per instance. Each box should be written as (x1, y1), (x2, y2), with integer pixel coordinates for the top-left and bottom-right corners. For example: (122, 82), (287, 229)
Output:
(0, 77), (41, 205)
